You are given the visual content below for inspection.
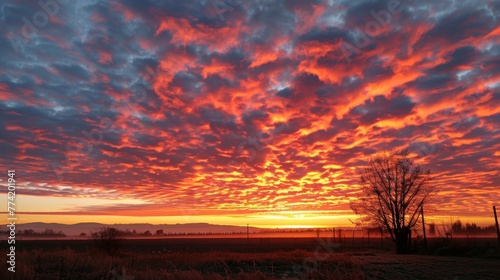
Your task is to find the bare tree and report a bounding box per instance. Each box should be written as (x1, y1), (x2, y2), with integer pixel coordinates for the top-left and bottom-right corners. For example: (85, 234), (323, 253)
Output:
(350, 150), (434, 254)
(90, 227), (123, 256)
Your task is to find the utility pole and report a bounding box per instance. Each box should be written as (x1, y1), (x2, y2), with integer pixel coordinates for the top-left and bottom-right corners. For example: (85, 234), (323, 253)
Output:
(247, 223), (249, 244)
(494, 206), (500, 245)
(421, 205), (427, 250)
(380, 227), (384, 249)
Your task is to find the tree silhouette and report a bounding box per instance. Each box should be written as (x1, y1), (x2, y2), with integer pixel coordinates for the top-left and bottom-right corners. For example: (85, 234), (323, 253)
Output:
(350, 150), (434, 254)
(90, 227), (123, 256)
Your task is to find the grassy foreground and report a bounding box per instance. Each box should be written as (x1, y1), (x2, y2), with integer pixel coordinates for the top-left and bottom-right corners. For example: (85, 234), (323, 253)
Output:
(1, 248), (365, 280)
(2, 237), (498, 279)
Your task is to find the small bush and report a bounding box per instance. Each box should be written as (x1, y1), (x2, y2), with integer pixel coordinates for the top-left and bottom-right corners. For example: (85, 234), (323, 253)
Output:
(90, 227), (123, 256)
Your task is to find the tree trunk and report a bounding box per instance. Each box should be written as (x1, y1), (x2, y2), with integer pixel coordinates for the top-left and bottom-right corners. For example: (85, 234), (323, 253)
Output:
(395, 227), (411, 254)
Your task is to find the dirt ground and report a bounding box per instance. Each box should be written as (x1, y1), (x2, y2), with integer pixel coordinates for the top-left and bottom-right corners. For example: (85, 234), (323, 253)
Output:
(352, 252), (500, 280)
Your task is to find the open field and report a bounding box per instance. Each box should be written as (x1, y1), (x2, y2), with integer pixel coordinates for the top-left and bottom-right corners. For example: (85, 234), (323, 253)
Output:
(1, 237), (499, 279)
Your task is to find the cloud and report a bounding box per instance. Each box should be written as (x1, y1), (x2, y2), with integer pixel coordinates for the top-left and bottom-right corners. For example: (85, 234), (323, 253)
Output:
(0, 0), (499, 221)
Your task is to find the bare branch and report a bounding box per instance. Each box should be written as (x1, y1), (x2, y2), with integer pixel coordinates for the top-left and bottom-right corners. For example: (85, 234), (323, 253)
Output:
(349, 150), (435, 254)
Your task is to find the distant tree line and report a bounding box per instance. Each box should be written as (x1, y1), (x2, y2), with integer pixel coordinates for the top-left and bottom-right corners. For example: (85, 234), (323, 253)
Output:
(85, 228), (336, 236)
(449, 220), (497, 235)
(0, 229), (66, 236)
(87, 228), (151, 237)
(80, 227), (378, 237)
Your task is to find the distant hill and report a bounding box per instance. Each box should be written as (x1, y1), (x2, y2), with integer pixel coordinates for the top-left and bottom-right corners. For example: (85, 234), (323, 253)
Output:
(8, 222), (262, 236)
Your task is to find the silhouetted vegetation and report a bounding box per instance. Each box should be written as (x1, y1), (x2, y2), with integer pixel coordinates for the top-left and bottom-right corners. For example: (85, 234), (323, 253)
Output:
(450, 220), (498, 235)
(350, 150), (435, 254)
(0, 247), (365, 279)
(90, 227), (123, 256)
(0, 228), (66, 237)
(2, 238), (498, 280)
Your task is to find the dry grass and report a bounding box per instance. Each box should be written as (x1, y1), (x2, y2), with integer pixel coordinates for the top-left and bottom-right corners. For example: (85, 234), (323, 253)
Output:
(0, 248), (365, 279)
(3, 239), (497, 279)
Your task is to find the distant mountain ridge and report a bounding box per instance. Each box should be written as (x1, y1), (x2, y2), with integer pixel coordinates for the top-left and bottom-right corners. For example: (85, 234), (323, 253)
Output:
(7, 222), (261, 236)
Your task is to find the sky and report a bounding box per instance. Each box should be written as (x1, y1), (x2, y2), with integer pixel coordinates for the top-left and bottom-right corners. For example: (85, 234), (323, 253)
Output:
(0, 0), (499, 228)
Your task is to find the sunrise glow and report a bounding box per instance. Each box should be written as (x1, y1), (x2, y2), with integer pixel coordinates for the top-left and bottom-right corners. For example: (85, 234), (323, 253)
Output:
(1, 0), (499, 229)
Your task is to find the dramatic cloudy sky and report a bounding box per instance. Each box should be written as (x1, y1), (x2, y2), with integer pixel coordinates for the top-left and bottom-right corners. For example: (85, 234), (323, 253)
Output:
(0, 0), (499, 227)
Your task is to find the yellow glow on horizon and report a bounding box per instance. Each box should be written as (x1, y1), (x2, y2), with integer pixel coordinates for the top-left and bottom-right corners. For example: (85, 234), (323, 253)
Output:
(1, 213), (355, 228)
(2, 195), (497, 229)
(0, 213), (496, 229)
(1, 195), (148, 213)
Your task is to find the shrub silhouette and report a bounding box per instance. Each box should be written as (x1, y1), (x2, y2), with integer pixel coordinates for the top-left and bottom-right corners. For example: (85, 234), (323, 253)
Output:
(90, 227), (123, 256)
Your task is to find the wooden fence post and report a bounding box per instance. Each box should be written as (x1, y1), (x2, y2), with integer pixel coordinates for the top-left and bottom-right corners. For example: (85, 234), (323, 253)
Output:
(494, 206), (500, 245)
(380, 228), (384, 249)
(421, 205), (427, 250)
